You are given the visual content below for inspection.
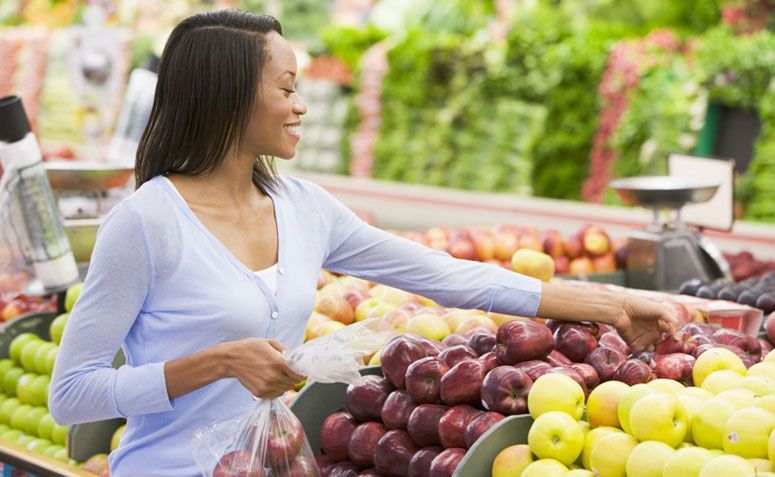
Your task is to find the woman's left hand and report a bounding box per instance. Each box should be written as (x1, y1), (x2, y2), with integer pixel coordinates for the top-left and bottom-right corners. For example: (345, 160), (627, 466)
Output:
(612, 296), (682, 353)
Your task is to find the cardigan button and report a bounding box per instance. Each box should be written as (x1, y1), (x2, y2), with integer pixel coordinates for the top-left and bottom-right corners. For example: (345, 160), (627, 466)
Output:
(271, 311), (279, 319)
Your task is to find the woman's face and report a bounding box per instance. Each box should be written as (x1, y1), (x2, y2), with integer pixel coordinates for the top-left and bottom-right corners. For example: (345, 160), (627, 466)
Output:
(243, 32), (307, 160)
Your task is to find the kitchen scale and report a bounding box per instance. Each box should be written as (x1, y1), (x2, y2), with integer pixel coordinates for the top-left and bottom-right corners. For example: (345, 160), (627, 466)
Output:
(611, 176), (731, 291)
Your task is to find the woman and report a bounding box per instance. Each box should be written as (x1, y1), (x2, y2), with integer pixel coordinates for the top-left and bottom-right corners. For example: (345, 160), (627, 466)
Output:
(50, 10), (679, 476)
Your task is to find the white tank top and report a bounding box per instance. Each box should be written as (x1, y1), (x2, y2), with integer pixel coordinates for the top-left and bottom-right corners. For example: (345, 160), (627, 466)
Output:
(163, 176), (278, 296)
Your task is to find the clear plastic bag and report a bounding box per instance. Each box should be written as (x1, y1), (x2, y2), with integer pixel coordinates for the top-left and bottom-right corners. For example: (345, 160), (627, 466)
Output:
(192, 317), (396, 476)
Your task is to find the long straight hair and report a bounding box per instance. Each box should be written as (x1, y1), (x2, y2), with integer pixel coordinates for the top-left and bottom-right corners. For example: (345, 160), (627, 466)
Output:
(135, 10), (282, 193)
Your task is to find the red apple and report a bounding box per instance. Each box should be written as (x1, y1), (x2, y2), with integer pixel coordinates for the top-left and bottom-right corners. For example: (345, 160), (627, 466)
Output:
(598, 331), (629, 356)
(449, 238), (477, 260)
(513, 360), (553, 381)
(553, 325), (598, 362)
(380, 336), (427, 389)
(713, 328), (762, 361)
(348, 422), (388, 468)
(542, 229), (565, 258)
(316, 294), (355, 325)
(544, 319), (563, 333)
(583, 227), (610, 257)
(316, 454), (336, 475)
(652, 353), (695, 385)
(321, 412), (358, 461)
(374, 430), (420, 477)
(438, 345), (478, 368)
(381, 390), (419, 430)
(584, 347), (626, 382)
(478, 351), (500, 372)
(404, 334), (444, 357)
(472, 234), (495, 261)
(480, 366), (532, 416)
(766, 313), (775, 343)
(569, 257), (594, 276)
(612, 359), (655, 386)
(629, 351), (655, 365)
(464, 412), (505, 448)
(548, 367), (589, 396)
(544, 349), (572, 367)
(346, 375), (393, 421)
(342, 289), (370, 311)
(440, 360), (487, 406)
(408, 447), (444, 477)
(442, 333), (468, 347)
(654, 331), (698, 355)
(280, 455), (317, 477)
(326, 461), (360, 477)
(592, 253), (617, 273)
(553, 256), (570, 275)
(567, 363), (599, 391)
(681, 322), (716, 336)
(266, 413), (305, 469)
(1, 299), (29, 321)
(406, 357), (449, 404)
(758, 337), (773, 357)
(213, 450), (264, 477)
(663, 301), (691, 326)
(493, 232), (519, 262)
(467, 331), (496, 357)
(407, 403), (448, 447)
(438, 405), (482, 449)
(356, 470), (381, 477)
(429, 448), (466, 477)
(495, 320), (554, 365)
(563, 235), (584, 260)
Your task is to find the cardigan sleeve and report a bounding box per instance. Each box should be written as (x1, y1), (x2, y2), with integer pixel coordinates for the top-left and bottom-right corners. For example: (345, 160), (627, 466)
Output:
(49, 202), (173, 425)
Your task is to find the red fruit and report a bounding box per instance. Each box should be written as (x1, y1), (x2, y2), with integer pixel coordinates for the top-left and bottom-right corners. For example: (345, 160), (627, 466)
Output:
(681, 322), (716, 336)
(478, 351), (500, 372)
(513, 360), (553, 381)
(654, 331), (698, 355)
(467, 331), (496, 356)
(356, 470), (382, 477)
(694, 343), (753, 368)
(316, 454), (336, 475)
(374, 430), (420, 477)
(652, 353), (695, 386)
(554, 325), (598, 362)
(438, 405), (482, 449)
(442, 334), (468, 347)
(408, 447), (444, 477)
(440, 360), (487, 406)
(407, 404), (448, 447)
(438, 345), (478, 368)
(758, 338), (773, 358)
(321, 412), (358, 461)
(613, 359), (655, 386)
(495, 320), (554, 365)
(327, 461), (360, 477)
(348, 422), (388, 468)
(266, 413), (304, 469)
(766, 314), (775, 344)
(713, 328), (762, 361)
(381, 336), (427, 389)
(429, 448), (466, 477)
(213, 450), (264, 477)
(567, 363), (600, 391)
(480, 366), (532, 416)
(464, 412), (505, 448)
(584, 347), (626, 382)
(405, 357), (449, 404)
(346, 375), (393, 421)
(381, 390), (418, 430)
(279, 455), (317, 477)
(544, 349), (572, 367)
(598, 331), (629, 356)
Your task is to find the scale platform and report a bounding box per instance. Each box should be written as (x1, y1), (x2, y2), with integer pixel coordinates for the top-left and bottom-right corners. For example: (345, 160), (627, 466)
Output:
(44, 161), (133, 191)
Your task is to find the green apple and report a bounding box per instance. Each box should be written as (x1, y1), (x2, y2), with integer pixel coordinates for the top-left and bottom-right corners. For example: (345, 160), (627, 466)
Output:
(2, 367), (24, 396)
(692, 398), (738, 450)
(0, 359), (14, 379)
(586, 381), (629, 428)
(648, 378), (685, 395)
(756, 395), (775, 414)
(693, 347), (746, 387)
(749, 458), (773, 472)
(625, 440), (675, 477)
(521, 458), (568, 477)
(0, 394), (6, 407)
(19, 341), (43, 373)
(663, 446), (715, 477)
(10, 404), (33, 431)
(589, 432), (638, 477)
(45, 346), (58, 375)
(110, 424), (125, 452)
(43, 444), (64, 459)
(700, 369), (745, 394)
(23, 406), (47, 436)
(49, 313), (69, 345)
(9, 334), (40, 365)
(491, 444), (533, 477)
(52, 446), (69, 463)
(740, 376), (775, 395)
(528, 373), (585, 420)
(716, 389), (757, 408)
(16, 372), (37, 405)
(0, 398), (21, 425)
(765, 350), (775, 364)
(769, 428), (775, 467)
(527, 411), (584, 466)
(722, 406), (775, 459)
(0, 429), (21, 443)
(676, 387), (713, 402)
(37, 413), (55, 440)
(15, 433), (34, 448)
(31, 375), (49, 406)
(32, 343), (56, 375)
(629, 393), (689, 448)
(566, 470), (594, 477)
(64, 282), (83, 312)
(617, 383), (655, 434)
(748, 362), (775, 380)
(582, 426), (621, 470)
(0, 424), (8, 435)
(676, 394), (703, 444)
(698, 454), (755, 477)
(27, 437), (53, 454)
(52, 424), (68, 446)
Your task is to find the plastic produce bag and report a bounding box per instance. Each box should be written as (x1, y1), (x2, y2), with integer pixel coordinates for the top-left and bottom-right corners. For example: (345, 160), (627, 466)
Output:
(192, 317), (396, 476)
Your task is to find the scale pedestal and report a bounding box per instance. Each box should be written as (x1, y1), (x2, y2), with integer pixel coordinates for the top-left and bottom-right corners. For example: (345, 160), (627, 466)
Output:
(611, 176), (731, 291)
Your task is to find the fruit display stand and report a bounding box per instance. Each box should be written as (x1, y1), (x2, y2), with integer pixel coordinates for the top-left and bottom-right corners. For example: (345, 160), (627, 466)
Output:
(0, 440), (94, 477)
(291, 366), (534, 476)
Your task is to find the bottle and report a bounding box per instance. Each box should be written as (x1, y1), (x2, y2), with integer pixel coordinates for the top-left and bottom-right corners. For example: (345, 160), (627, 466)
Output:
(0, 95), (79, 291)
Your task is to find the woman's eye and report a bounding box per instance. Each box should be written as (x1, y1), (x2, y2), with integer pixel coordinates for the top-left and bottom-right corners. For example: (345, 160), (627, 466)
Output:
(283, 88), (295, 96)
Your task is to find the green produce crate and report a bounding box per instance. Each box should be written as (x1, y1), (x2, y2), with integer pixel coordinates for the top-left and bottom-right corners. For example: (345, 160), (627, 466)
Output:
(0, 312), (124, 462)
(290, 366), (533, 477)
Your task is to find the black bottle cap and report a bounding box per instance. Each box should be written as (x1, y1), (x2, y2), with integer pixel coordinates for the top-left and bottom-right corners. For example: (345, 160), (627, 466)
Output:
(0, 95), (32, 143)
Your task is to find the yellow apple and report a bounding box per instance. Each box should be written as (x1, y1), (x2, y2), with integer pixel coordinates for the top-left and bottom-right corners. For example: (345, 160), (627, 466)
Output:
(748, 362), (775, 380)
(749, 458), (773, 472)
(355, 298), (389, 322)
(368, 348), (382, 366)
(755, 395), (775, 414)
(617, 383), (656, 434)
(716, 389), (758, 408)
(698, 454), (755, 477)
(700, 369), (745, 394)
(769, 428), (775, 466)
(511, 248), (555, 282)
(369, 285), (416, 306)
(692, 398), (739, 450)
(740, 375), (775, 395)
(566, 470), (594, 477)
(648, 378), (685, 394)
(765, 350), (775, 364)
(491, 444), (533, 477)
(442, 309), (483, 331)
(405, 313), (450, 341)
(527, 411), (584, 466)
(309, 320), (346, 339)
(692, 348), (746, 387)
(455, 315), (498, 334)
(521, 458), (568, 477)
(528, 373), (585, 420)
(722, 406), (775, 459)
(581, 426), (621, 470)
(305, 312), (332, 341)
(488, 312), (529, 327)
(629, 393), (689, 447)
(676, 394), (704, 444)
(589, 432), (638, 477)
(663, 446), (714, 477)
(677, 387), (714, 402)
(625, 440), (675, 477)
(586, 381), (629, 428)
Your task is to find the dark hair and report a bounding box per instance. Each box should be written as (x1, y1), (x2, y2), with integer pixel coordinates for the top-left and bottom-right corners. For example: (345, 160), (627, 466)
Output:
(135, 10), (282, 193)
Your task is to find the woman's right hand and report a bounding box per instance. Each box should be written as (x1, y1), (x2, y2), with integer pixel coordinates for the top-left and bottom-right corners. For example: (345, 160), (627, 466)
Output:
(219, 338), (305, 400)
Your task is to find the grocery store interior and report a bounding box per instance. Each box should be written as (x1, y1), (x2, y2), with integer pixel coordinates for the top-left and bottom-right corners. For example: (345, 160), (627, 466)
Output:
(0, 0), (774, 476)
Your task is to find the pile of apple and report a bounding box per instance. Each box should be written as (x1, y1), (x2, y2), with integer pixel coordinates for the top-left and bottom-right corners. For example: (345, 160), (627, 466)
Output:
(0, 293), (57, 322)
(492, 346), (775, 477)
(389, 224), (624, 276)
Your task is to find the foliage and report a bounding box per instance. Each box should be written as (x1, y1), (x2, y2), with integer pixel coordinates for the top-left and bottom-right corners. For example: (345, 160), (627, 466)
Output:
(742, 79), (775, 221)
(319, 25), (389, 71)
